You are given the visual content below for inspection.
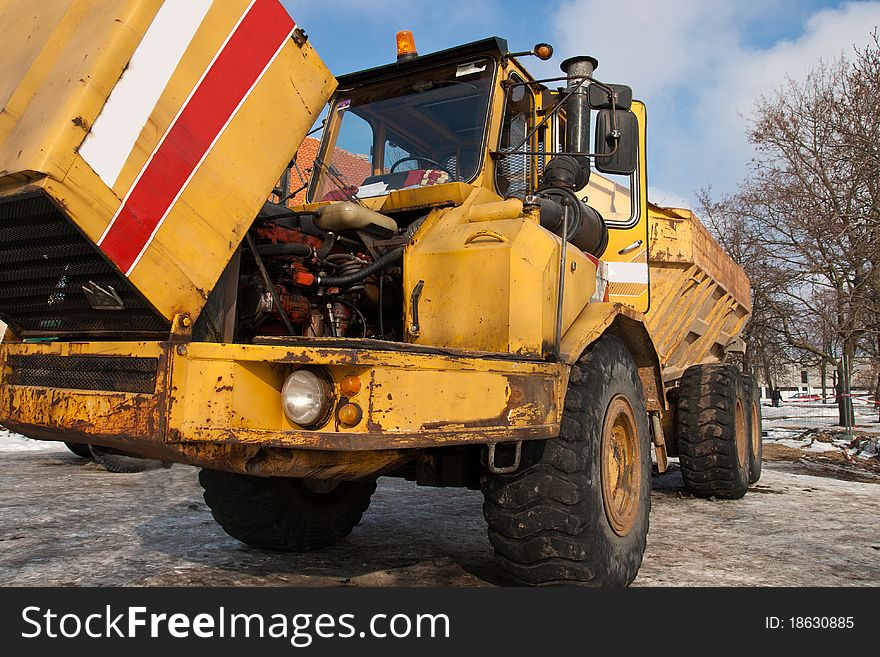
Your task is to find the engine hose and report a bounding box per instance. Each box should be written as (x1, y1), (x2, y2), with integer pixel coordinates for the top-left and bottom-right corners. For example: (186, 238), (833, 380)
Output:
(328, 255), (368, 292)
(316, 248), (404, 287)
(256, 242), (314, 258)
(316, 232), (336, 259)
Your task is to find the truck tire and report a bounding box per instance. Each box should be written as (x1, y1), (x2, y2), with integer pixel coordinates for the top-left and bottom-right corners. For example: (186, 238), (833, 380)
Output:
(676, 364), (750, 499)
(64, 442), (92, 459)
(481, 334), (651, 586)
(744, 375), (763, 484)
(199, 469), (376, 551)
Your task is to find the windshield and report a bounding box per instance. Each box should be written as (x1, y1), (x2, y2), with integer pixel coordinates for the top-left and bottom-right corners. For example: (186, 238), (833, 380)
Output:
(309, 57), (495, 203)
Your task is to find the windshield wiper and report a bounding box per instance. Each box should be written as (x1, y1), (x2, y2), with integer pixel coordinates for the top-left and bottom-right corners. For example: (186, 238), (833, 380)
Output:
(311, 156), (366, 207)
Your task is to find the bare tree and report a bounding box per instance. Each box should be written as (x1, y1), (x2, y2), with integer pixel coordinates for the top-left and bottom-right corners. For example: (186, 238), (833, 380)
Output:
(700, 32), (880, 425)
(697, 188), (790, 395)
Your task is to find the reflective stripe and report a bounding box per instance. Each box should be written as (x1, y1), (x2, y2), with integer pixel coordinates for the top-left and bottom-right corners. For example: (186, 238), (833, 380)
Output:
(605, 261), (649, 284)
(79, 0), (213, 187)
(97, 0), (296, 275)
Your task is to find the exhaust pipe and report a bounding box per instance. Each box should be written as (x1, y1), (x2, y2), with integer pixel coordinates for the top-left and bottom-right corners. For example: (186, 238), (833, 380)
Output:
(536, 54), (608, 257)
(560, 55), (598, 183)
(561, 56), (598, 149)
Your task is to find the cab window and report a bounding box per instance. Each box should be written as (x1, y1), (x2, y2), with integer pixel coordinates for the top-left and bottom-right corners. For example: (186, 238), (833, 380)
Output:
(495, 73), (534, 199)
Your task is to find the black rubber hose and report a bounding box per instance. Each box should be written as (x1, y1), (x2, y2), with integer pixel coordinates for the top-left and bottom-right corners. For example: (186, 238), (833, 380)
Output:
(316, 248), (404, 287)
(256, 242), (314, 257)
(317, 232), (336, 259)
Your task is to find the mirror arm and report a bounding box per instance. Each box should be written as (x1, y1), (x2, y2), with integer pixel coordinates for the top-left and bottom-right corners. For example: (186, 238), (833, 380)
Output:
(491, 143), (619, 160)
(503, 75), (592, 155)
(498, 75), (621, 159)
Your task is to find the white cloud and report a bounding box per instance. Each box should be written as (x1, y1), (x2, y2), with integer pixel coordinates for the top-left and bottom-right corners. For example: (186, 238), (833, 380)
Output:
(551, 0), (880, 204)
(648, 186), (693, 210)
(551, 0), (752, 99)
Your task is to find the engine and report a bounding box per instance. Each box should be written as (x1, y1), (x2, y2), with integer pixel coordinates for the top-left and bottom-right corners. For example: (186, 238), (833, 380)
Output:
(235, 202), (407, 343)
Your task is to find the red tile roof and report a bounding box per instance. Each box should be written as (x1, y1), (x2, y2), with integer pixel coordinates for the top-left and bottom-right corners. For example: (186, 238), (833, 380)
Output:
(270, 137), (372, 206)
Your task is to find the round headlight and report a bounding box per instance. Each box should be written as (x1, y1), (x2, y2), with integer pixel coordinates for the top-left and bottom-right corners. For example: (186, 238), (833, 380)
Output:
(282, 369), (330, 427)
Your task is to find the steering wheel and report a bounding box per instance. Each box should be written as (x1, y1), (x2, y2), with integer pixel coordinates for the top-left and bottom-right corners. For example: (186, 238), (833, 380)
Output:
(388, 156), (454, 179)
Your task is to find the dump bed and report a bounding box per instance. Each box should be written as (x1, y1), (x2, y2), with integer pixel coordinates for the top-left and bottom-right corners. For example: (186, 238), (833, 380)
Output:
(0, 0), (334, 338)
(645, 204), (751, 382)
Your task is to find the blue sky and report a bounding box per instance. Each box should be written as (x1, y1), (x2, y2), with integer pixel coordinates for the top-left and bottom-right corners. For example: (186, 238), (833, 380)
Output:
(282, 0), (880, 208)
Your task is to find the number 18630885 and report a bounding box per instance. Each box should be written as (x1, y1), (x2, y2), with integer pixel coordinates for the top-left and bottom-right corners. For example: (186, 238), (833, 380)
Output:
(765, 617), (854, 630)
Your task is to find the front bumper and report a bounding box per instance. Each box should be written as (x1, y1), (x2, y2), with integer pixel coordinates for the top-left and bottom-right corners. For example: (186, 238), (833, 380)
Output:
(0, 339), (564, 477)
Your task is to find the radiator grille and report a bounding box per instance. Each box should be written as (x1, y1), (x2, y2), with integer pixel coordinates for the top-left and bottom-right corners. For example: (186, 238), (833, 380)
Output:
(0, 192), (169, 337)
(6, 354), (158, 393)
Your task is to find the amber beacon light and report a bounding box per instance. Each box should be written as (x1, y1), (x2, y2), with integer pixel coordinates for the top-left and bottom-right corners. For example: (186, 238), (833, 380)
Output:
(396, 30), (418, 61)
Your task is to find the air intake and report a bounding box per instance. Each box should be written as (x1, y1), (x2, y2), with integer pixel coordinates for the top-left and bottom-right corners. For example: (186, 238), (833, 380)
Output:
(0, 192), (169, 338)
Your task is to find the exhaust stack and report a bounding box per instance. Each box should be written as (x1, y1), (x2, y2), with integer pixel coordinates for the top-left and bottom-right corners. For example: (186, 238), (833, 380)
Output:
(560, 55), (598, 183)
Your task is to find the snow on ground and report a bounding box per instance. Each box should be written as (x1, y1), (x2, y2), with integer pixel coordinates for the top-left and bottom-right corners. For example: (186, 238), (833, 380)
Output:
(0, 429), (60, 452)
(774, 437), (839, 453)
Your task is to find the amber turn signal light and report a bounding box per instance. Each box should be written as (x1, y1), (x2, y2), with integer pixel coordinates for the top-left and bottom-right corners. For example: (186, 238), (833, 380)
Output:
(396, 30), (418, 61)
(340, 374), (361, 397)
(337, 402), (362, 428)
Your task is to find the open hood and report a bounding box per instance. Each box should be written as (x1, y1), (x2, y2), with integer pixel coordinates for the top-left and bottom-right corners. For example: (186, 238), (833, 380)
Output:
(0, 0), (335, 338)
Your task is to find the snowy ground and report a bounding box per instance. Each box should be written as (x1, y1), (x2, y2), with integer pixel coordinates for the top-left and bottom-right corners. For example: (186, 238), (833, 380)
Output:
(0, 428), (877, 587)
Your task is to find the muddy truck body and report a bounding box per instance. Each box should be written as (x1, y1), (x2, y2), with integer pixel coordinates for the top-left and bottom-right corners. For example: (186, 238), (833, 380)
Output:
(0, 0), (757, 585)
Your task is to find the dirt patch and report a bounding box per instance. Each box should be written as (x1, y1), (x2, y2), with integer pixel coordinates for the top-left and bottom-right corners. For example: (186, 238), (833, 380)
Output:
(763, 443), (807, 461)
(763, 442), (880, 483)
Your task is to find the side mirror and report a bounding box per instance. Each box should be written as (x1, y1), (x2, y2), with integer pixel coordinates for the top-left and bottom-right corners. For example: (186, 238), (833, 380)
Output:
(588, 84), (632, 110)
(594, 108), (638, 176)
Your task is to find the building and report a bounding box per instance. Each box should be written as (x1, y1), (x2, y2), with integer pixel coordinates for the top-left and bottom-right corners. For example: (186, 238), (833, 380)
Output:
(272, 137), (371, 206)
(755, 359), (875, 401)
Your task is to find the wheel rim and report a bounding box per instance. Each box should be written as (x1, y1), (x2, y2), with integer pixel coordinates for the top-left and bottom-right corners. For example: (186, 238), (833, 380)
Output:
(735, 398), (748, 470)
(750, 401), (760, 456)
(601, 395), (641, 537)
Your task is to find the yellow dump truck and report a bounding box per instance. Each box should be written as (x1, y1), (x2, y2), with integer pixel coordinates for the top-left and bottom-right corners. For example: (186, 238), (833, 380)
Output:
(0, 0), (760, 585)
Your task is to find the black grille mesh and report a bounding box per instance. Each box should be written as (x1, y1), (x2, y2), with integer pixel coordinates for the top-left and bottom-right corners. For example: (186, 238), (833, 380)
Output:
(0, 192), (169, 336)
(6, 354), (158, 394)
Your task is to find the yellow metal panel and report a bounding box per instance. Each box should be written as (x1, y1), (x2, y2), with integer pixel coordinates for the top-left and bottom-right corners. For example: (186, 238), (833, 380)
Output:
(380, 181), (475, 213)
(405, 188), (595, 356)
(127, 35), (335, 319)
(645, 204), (751, 379)
(163, 341), (565, 449)
(369, 370), (510, 432)
(1, 339), (563, 453)
(0, 340), (165, 445)
(1, 340), (165, 359)
(0, 1), (162, 181)
(0, 0), (70, 114)
(559, 302), (641, 363)
(648, 204), (751, 311)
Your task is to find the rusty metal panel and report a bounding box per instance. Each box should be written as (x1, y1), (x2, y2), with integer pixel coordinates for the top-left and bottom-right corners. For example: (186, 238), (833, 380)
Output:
(0, 339), (167, 444)
(0, 386), (161, 443)
(0, 338), (565, 453)
(165, 342), (565, 450)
